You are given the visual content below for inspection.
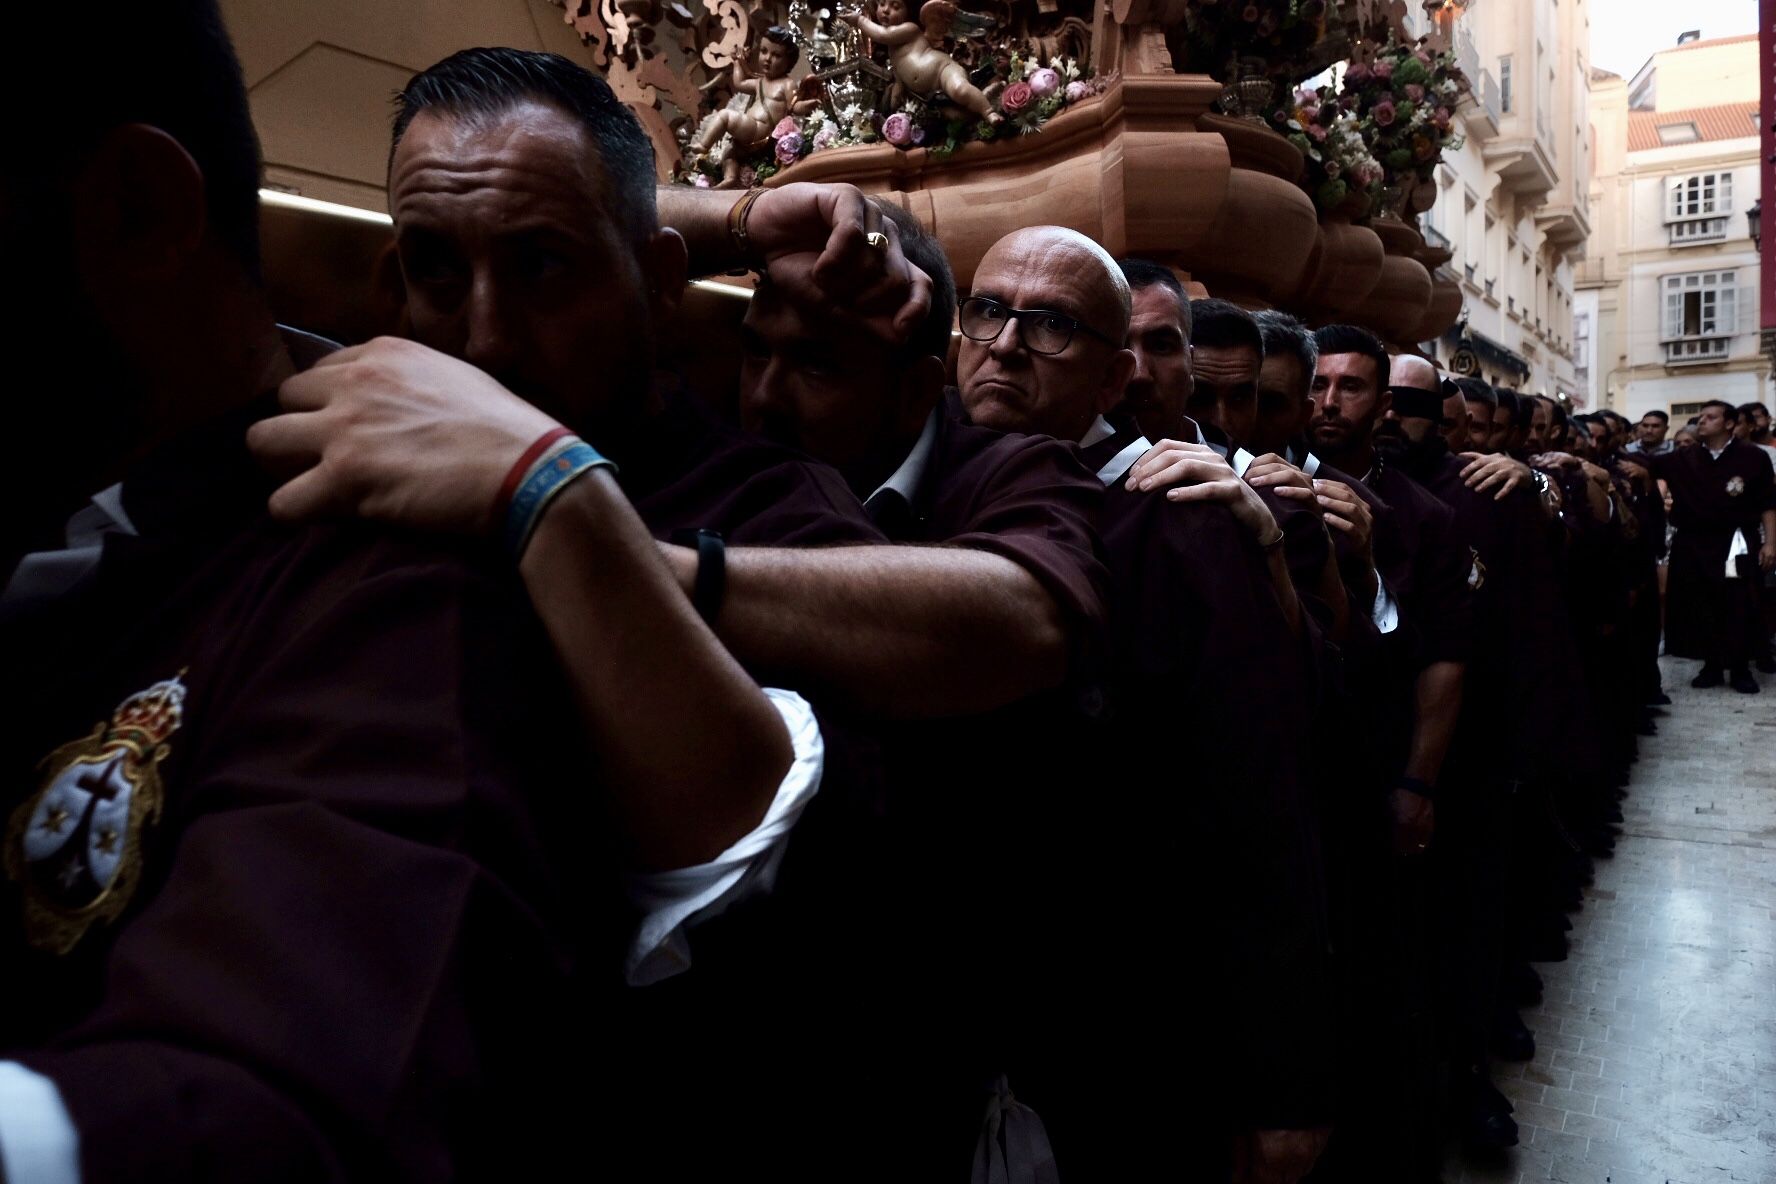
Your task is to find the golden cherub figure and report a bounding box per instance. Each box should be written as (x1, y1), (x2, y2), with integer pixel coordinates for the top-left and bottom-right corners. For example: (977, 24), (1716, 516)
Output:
(693, 26), (820, 186)
(840, 0), (1002, 124)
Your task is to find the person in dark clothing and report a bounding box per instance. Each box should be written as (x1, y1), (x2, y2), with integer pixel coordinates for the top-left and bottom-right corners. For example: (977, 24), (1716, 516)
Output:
(0, 15), (801, 1180)
(1654, 400), (1776, 692)
(962, 226), (1333, 1183)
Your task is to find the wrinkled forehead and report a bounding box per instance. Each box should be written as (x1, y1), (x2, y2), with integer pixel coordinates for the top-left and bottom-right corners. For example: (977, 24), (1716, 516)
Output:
(973, 231), (1127, 333)
(1193, 343), (1260, 382)
(389, 102), (613, 232)
(1315, 352), (1378, 385)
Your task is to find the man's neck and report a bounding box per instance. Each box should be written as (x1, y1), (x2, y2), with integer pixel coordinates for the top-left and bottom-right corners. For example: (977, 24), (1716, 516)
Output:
(1702, 433), (1733, 452)
(1321, 440), (1375, 479)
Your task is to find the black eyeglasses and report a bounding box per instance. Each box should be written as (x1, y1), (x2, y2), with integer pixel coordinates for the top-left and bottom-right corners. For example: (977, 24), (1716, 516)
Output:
(958, 296), (1119, 356)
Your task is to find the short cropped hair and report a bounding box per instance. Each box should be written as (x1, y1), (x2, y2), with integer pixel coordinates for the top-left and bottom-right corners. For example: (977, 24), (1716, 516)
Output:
(1189, 298), (1263, 356)
(1253, 310), (1317, 382)
(1737, 402), (1767, 419)
(1495, 387), (1520, 417)
(872, 200), (957, 365)
(8, 0), (263, 279)
(392, 48), (658, 245)
(1456, 377), (1496, 406)
(1117, 258), (1191, 338)
(1312, 324), (1390, 389)
(1702, 399), (1739, 421)
(1640, 409), (1669, 424)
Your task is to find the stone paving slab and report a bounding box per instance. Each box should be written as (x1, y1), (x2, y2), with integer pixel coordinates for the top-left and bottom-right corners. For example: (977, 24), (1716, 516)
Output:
(1451, 656), (1776, 1184)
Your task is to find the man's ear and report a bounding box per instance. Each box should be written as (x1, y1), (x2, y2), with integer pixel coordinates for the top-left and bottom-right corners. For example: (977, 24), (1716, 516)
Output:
(70, 124), (206, 288)
(1095, 348), (1138, 416)
(641, 226), (689, 322)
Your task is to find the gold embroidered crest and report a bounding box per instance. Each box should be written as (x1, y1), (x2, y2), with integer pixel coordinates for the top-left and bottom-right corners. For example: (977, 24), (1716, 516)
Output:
(1726, 475), (1746, 497)
(5, 674), (186, 955)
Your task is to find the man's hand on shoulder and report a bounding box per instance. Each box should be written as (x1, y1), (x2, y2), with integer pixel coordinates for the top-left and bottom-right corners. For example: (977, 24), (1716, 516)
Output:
(1245, 454), (1323, 520)
(1125, 440), (1281, 545)
(1459, 452), (1532, 501)
(247, 337), (559, 535)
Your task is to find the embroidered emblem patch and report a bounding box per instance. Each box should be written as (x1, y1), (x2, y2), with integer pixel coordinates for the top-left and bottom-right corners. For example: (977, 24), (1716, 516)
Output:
(1467, 546), (1487, 591)
(1726, 476), (1746, 497)
(5, 674), (186, 955)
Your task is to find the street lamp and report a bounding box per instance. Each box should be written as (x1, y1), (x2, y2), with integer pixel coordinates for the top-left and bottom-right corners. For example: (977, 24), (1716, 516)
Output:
(1749, 199), (1761, 251)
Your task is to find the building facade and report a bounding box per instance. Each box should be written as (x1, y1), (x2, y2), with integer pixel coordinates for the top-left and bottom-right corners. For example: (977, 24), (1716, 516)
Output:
(1418, 0), (1590, 402)
(1576, 34), (1763, 422)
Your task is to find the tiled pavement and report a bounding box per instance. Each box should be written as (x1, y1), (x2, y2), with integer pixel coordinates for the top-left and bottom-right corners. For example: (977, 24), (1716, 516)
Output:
(1448, 655), (1776, 1184)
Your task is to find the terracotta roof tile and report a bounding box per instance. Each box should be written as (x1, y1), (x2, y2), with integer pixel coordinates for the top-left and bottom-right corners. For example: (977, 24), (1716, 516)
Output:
(1628, 101), (1758, 150)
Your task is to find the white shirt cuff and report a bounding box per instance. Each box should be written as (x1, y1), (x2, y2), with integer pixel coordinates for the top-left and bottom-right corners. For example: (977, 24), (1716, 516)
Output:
(1371, 571), (1400, 634)
(623, 688), (824, 987)
(0, 1062), (80, 1184)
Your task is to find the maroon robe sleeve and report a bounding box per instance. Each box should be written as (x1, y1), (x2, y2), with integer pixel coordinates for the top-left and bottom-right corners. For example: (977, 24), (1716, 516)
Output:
(10, 527), (585, 1183)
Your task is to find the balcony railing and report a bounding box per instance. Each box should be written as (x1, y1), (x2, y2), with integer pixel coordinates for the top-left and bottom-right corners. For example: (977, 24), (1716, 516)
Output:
(1664, 337), (1731, 364)
(1455, 25), (1480, 92)
(1668, 217), (1729, 246)
(1476, 69), (1500, 126)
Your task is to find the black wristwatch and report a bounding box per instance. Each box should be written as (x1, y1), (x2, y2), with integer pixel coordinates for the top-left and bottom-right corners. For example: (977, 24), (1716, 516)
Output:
(673, 528), (727, 623)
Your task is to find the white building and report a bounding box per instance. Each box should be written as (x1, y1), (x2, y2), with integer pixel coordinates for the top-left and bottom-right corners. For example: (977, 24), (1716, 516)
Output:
(1577, 33), (1763, 422)
(1418, 0), (1590, 402)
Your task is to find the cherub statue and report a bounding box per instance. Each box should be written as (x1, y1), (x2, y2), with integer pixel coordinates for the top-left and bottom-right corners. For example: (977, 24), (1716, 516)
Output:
(839, 0), (1002, 124)
(692, 26), (820, 186)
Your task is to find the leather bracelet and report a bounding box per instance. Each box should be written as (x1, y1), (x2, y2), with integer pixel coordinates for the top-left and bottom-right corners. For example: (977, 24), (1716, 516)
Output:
(728, 187), (767, 269)
(672, 529), (727, 622)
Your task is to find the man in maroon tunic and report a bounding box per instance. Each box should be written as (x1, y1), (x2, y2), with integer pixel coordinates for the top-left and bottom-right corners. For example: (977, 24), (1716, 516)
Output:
(958, 226), (1334, 1183)
(1654, 400), (1776, 692)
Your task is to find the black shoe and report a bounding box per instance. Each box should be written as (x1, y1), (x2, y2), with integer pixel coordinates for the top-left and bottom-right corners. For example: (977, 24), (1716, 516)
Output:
(1692, 666), (1724, 689)
(1731, 669), (1760, 694)
(1647, 690), (1673, 706)
(1757, 656), (1776, 675)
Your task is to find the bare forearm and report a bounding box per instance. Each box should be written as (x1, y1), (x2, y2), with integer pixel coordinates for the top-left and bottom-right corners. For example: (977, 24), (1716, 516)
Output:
(657, 185), (748, 276)
(662, 542), (1070, 717)
(524, 476), (791, 870)
(1405, 660), (1464, 787)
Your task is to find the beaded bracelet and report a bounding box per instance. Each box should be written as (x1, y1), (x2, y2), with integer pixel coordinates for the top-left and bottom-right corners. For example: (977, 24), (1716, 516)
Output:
(501, 432), (616, 560)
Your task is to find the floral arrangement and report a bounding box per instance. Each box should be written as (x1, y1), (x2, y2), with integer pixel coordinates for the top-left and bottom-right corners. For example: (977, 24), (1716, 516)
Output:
(1175, 0), (1331, 86)
(685, 53), (1105, 185)
(1273, 84), (1384, 217)
(1340, 35), (1467, 198)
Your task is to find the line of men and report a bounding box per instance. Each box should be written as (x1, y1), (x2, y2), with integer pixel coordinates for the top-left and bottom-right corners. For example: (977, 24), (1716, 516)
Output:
(6, 8), (1767, 1182)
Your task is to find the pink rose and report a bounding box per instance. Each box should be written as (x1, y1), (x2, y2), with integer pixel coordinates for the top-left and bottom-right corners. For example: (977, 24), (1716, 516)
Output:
(693, 173), (712, 188)
(1300, 103), (1320, 123)
(882, 112), (913, 146)
(774, 132), (804, 164)
(1065, 80), (1090, 103)
(771, 116), (799, 140)
(1373, 60), (1393, 81)
(1001, 80), (1034, 113)
(1308, 123), (1328, 141)
(1029, 67), (1061, 98)
(1404, 83), (1424, 102)
(739, 166), (758, 187)
(812, 125), (840, 150)
(1345, 62), (1371, 84)
(1324, 159), (1342, 179)
(1432, 107), (1452, 129)
(1372, 100), (1396, 127)
(911, 123), (927, 145)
